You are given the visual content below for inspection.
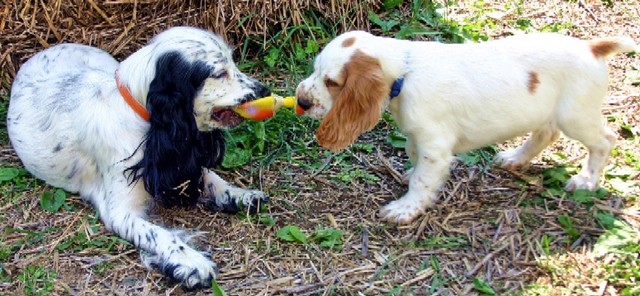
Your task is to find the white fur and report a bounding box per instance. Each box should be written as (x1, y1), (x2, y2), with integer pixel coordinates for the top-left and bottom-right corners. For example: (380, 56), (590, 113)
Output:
(8, 27), (269, 288)
(296, 31), (636, 224)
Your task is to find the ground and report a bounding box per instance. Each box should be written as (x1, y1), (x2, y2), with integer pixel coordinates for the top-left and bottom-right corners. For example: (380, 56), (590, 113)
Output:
(0, 1), (639, 295)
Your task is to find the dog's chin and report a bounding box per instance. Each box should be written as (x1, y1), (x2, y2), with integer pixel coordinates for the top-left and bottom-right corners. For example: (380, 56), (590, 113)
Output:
(210, 107), (244, 128)
(305, 106), (329, 120)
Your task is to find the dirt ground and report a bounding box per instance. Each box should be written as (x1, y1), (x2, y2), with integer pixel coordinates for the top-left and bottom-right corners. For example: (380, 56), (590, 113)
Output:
(1, 1), (639, 295)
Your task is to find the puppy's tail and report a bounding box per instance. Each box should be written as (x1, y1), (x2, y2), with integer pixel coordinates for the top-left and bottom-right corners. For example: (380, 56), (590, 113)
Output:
(588, 36), (638, 59)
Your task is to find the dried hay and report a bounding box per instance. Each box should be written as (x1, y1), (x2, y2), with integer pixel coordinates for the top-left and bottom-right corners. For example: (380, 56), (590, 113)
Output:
(0, 0), (378, 88)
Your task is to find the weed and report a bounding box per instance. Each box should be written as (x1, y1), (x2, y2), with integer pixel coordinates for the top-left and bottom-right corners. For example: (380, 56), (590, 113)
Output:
(556, 214), (580, 243)
(40, 189), (67, 213)
(18, 265), (58, 296)
(276, 225), (307, 244)
(458, 146), (498, 169)
(473, 277), (498, 296)
(415, 235), (469, 249)
(310, 228), (344, 250)
(212, 278), (229, 296)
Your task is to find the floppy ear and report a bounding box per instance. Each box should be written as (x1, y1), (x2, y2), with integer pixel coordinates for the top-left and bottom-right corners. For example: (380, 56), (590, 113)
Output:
(316, 50), (389, 151)
(125, 52), (226, 207)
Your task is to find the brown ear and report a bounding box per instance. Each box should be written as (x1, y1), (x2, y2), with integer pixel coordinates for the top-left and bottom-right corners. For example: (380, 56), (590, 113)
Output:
(316, 50), (389, 151)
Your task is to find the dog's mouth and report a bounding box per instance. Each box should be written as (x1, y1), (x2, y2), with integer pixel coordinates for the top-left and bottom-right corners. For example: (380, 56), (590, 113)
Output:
(210, 107), (243, 128)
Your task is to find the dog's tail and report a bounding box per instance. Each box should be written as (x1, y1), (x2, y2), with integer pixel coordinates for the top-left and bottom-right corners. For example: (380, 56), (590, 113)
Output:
(588, 36), (638, 59)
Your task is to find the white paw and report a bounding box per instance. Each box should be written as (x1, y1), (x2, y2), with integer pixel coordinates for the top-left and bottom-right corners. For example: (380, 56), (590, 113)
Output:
(495, 150), (528, 170)
(379, 197), (432, 224)
(142, 245), (217, 290)
(401, 168), (414, 185)
(565, 175), (597, 192)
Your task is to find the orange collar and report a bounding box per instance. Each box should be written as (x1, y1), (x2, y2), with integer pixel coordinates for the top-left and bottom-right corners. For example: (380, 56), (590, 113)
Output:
(115, 71), (150, 121)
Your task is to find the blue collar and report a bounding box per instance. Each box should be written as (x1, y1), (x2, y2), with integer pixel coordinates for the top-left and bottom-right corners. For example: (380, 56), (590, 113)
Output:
(389, 77), (404, 99)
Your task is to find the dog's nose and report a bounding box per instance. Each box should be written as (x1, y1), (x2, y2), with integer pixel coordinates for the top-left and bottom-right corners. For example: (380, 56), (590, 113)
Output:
(296, 97), (313, 111)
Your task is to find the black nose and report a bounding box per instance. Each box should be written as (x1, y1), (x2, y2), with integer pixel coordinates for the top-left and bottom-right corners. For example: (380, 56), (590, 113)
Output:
(297, 98), (313, 111)
(255, 84), (271, 98)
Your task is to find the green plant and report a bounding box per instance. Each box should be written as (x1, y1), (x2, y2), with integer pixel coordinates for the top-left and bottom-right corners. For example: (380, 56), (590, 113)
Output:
(276, 225), (307, 244)
(40, 189), (67, 213)
(311, 228), (344, 250)
(557, 214), (580, 242)
(18, 265), (57, 296)
(212, 278), (229, 296)
(369, 0), (488, 42)
(473, 277), (498, 296)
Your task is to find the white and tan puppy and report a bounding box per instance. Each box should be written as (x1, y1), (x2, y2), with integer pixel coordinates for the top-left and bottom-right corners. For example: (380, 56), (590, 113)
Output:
(295, 31), (636, 224)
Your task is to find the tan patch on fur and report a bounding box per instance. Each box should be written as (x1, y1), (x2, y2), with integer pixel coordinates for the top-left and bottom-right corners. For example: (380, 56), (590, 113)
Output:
(316, 50), (389, 151)
(342, 37), (356, 48)
(527, 71), (540, 94)
(589, 39), (619, 58)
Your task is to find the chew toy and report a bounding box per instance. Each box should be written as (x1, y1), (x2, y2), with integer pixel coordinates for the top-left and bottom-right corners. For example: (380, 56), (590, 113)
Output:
(233, 95), (304, 120)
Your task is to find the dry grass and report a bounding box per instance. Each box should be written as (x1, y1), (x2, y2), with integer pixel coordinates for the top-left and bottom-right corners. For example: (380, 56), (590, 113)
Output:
(1, 0), (639, 295)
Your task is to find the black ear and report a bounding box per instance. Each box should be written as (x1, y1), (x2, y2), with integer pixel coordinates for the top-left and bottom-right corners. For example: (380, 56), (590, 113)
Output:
(126, 52), (226, 207)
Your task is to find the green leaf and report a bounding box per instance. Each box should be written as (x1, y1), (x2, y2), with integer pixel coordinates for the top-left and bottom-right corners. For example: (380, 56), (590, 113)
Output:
(473, 278), (498, 296)
(304, 40), (319, 55)
(570, 189), (595, 204)
(383, 0), (403, 11)
(557, 214), (580, 240)
(594, 213), (639, 256)
(257, 215), (275, 226)
(211, 278), (228, 296)
(387, 131), (407, 149)
(277, 225), (307, 244)
(40, 189), (66, 213)
(0, 167), (20, 183)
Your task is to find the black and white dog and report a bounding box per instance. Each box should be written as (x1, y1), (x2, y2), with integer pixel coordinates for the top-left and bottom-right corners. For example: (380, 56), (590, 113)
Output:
(7, 27), (269, 289)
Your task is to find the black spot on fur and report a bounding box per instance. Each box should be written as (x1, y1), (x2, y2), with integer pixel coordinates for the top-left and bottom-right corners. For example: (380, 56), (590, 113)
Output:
(53, 143), (63, 153)
(125, 51), (225, 207)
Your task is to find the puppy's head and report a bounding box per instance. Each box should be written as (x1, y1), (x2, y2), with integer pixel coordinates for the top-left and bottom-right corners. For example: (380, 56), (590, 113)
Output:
(295, 31), (390, 152)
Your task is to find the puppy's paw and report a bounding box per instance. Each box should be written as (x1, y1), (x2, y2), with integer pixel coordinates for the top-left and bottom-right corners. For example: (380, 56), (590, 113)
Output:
(401, 168), (414, 185)
(495, 150), (529, 170)
(203, 187), (268, 214)
(142, 246), (217, 290)
(379, 198), (431, 224)
(565, 175), (597, 192)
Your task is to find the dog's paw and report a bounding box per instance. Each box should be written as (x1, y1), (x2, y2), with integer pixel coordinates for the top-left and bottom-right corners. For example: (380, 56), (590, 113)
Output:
(495, 150), (529, 170)
(565, 175), (597, 192)
(141, 246), (217, 290)
(203, 187), (268, 214)
(231, 187), (269, 214)
(379, 198), (430, 224)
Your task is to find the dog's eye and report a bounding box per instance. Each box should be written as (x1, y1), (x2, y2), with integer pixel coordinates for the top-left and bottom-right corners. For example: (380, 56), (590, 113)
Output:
(324, 78), (340, 88)
(210, 70), (228, 79)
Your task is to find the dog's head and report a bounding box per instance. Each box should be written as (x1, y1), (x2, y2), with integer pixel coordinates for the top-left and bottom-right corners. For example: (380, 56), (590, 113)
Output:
(295, 31), (392, 152)
(119, 26), (270, 130)
(121, 27), (270, 206)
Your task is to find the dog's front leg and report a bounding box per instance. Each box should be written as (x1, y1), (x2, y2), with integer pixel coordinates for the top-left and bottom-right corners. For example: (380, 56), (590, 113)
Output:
(199, 168), (268, 214)
(95, 180), (217, 289)
(380, 135), (454, 224)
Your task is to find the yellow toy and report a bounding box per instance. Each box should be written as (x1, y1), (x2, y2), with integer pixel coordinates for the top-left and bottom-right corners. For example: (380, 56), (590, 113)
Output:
(233, 95), (303, 120)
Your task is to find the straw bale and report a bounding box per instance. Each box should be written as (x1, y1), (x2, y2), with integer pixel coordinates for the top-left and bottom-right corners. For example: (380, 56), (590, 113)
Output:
(0, 0), (379, 88)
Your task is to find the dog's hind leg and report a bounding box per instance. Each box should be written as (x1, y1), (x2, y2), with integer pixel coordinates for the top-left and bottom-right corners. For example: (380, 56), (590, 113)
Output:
(495, 123), (560, 170)
(92, 180), (218, 290)
(199, 168), (269, 214)
(559, 112), (616, 191)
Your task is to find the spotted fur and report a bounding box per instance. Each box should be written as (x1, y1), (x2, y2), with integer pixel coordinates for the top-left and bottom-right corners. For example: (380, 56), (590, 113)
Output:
(7, 26), (270, 289)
